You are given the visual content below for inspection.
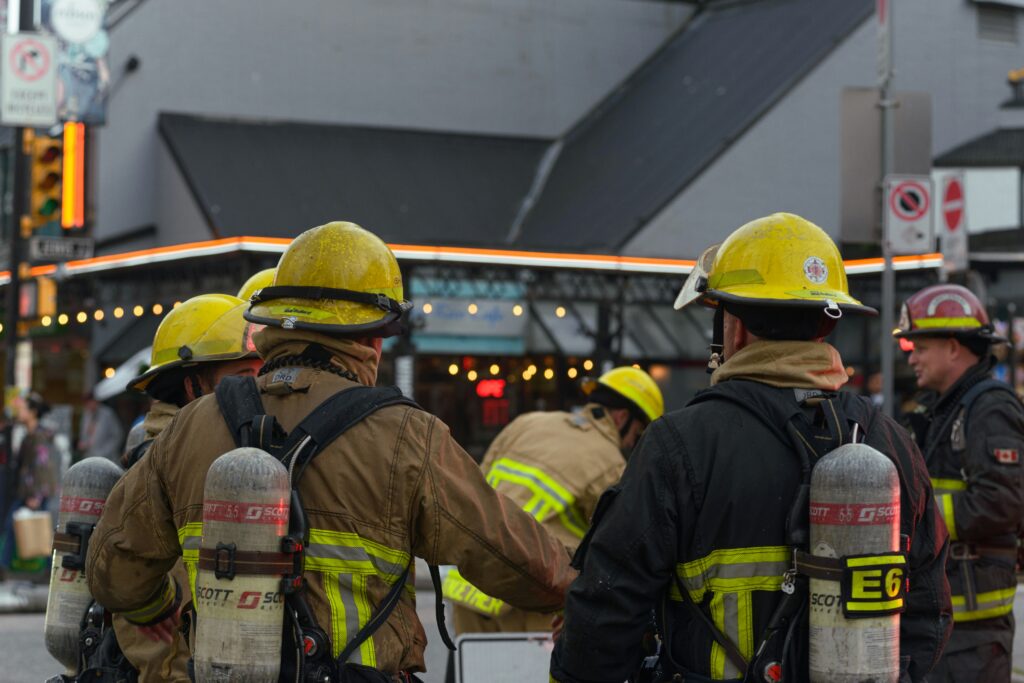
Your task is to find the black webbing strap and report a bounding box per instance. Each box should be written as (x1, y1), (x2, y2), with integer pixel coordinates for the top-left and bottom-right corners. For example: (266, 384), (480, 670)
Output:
(337, 560), (412, 666)
(793, 549), (843, 582)
(251, 285), (409, 314)
(215, 375), (268, 448)
(671, 573), (748, 676)
(429, 564), (457, 651)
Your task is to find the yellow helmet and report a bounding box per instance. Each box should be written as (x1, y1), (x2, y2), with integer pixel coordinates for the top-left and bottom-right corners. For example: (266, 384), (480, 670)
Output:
(237, 268), (276, 302)
(246, 221), (410, 337)
(129, 294), (260, 392)
(674, 213), (875, 316)
(583, 366), (665, 423)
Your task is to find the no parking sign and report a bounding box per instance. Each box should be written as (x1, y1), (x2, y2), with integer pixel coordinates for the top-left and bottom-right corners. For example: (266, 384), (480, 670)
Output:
(884, 175), (934, 254)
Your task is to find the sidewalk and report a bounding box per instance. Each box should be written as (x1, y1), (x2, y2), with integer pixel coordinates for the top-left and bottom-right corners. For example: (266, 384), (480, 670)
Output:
(0, 579), (48, 614)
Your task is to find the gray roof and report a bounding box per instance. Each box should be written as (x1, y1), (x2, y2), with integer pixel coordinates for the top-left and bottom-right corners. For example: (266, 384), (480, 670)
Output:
(513, 0), (874, 252)
(934, 128), (1024, 167)
(158, 113), (550, 246)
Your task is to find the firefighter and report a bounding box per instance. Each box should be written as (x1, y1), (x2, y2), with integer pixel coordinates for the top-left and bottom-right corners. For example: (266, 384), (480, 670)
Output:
(236, 267), (275, 302)
(85, 221), (575, 680)
(111, 293), (263, 680)
(894, 283), (1024, 683)
(550, 213), (952, 683)
(447, 366), (664, 634)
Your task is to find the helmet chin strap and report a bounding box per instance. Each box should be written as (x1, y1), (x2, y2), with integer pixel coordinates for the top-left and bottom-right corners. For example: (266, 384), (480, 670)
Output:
(707, 306), (725, 374)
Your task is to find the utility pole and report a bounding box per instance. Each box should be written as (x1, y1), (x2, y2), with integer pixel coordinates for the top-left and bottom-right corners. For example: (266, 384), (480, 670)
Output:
(1, 0), (36, 517)
(878, 0), (896, 417)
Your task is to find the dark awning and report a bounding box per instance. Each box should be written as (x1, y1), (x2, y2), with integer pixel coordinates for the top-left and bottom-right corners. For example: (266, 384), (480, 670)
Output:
(934, 128), (1024, 167)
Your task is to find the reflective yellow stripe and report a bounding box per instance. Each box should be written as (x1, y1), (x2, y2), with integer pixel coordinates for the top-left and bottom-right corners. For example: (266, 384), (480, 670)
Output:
(122, 578), (176, 624)
(939, 493), (958, 541)
(915, 317), (981, 329)
(846, 598), (904, 612)
(846, 555), (906, 568)
(177, 522), (203, 605)
(931, 477), (967, 492)
(323, 571), (347, 659)
(487, 457), (588, 539)
(952, 586), (1017, 622)
(352, 573), (375, 667)
(709, 591), (726, 680)
(442, 568), (506, 616)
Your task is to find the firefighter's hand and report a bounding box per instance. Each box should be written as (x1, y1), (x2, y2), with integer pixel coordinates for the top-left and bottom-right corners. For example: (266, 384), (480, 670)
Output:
(551, 614), (564, 642)
(138, 608), (181, 643)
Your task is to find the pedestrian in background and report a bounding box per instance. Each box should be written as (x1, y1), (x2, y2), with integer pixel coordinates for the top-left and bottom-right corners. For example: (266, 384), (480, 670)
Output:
(895, 283), (1024, 682)
(1, 392), (61, 572)
(77, 391), (124, 464)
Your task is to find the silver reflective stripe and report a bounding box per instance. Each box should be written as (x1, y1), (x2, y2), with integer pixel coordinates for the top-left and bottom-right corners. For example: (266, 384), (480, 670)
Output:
(722, 592), (741, 679)
(307, 542), (406, 578)
(337, 573), (363, 665)
(488, 462), (574, 511)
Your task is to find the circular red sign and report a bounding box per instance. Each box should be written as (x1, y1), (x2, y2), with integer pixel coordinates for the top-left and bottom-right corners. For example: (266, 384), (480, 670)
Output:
(943, 178), (964, 232)
(9, 38), (50, 82)
(889, 181), (930, 221)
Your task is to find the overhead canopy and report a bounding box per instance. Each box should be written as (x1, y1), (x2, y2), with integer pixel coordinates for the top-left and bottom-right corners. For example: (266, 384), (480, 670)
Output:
(934, 128), (1024, 167)
(158, 113), (550, 247)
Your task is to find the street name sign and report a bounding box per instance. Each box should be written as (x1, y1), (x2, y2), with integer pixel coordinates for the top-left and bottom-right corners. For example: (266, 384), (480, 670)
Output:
(29, 235), (94, 262)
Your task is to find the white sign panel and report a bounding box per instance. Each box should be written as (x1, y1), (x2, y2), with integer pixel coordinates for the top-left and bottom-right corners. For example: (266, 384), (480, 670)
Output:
(884, 174), (934, 255)
(455, 633), (553, 683)
(0, 33), (58, 126)
(50, 0), (103, 44)
(939, 173), (968, 272)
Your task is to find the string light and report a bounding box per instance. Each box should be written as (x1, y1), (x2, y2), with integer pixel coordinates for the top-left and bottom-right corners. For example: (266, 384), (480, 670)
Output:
(544, 368), (555, 380)
(583, 359), (594, 371)
(422, 303), (433, 315)
(0, 323), (4, 333)
(93, 309), (105, 321)
(489, 364), (499, 375)
(567, 368), (578, 379)
(512, 304), (524, 317)
(448, 363), (458, 376)
(76, 312), (87, 323)
(632, 363), (642, 369)
(104, 367), (116, 379)
(467, 303), (478, 315)
(113, 307), (124, 319)
(40, 315), (52, 326)
(467, 370), (478, 381)
(528, 364), (537, 374)
(57, 314), (68, 325)
(522, 369), (532, 380)
(555, 306), (566, 318)
(152, 303), (164, 315)
(133, 305), (144, 317)
(173, 301), (182, 308)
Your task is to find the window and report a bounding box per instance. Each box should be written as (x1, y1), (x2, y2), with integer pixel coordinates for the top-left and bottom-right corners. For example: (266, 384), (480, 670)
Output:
(978, 4), (1019, 43)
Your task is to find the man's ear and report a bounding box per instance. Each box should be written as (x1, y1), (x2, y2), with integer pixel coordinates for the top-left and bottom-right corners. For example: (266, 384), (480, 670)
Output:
(730, 313), (750, 353)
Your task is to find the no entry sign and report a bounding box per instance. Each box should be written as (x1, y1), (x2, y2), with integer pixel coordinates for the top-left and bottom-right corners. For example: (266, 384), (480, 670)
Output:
(941, 173), (968, 272)
(884, 175), (934, 254)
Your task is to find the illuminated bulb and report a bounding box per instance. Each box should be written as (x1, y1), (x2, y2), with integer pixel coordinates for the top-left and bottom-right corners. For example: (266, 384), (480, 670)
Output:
(489, 364), (499, 375)
(0, 323), (4, 333)
(522, 370), (532, 381)
(512, 304), (524, 317)
(133, 305), (144, 317)
(422, 303), (433, 315)
(568, 367), (578, 379)
(467, 370), (478, 381)
(93, 309), (104, 321)
(583, 359), (594, 371)
(104, 367), (116, 379)
(152, 303), (164, 315)
(555, 306), (566, 318)
(113, 307), (124, 319)
(448, 363), (459, 376)
(528, 364), (537, 374)
(173, 301), (182, 308)
(632, 363), (641, 369)
(40, 315), (52, 326)
(57, 313), (68, 325)
(76, 312), (87, 323)
(544, 368), (554, 380)
(467, 303), (478, 315)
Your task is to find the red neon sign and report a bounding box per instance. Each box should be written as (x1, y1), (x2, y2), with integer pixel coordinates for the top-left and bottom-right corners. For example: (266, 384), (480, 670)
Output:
(476, 379), (506, 398)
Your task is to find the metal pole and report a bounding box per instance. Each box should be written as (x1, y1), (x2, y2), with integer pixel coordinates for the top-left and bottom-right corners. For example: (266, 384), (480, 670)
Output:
(879, 0), (896, 417)
(2, 0), (35, 520)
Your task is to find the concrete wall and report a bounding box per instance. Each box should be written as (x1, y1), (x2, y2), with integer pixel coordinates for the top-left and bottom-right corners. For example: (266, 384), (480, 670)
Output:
(624, 0), (1024, 257)
(97, 0), (688, 245)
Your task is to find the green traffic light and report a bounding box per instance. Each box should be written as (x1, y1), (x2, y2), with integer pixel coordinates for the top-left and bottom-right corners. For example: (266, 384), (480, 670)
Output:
(39, 198), (59, 217)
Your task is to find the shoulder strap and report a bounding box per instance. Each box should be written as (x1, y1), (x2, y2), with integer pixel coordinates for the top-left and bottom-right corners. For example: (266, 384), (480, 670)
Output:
(215, 375), (266, 448)
(124, 438), (153, 469)
(959, 378), (1021, 434)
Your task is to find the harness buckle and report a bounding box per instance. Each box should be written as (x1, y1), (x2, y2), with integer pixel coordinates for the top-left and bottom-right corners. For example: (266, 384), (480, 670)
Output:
(949, 542), (979, 561)
(213, 542), (237, 580)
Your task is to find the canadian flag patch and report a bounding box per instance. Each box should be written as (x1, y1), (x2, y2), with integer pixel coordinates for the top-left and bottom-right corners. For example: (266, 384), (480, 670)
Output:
(994, 448), (1020, 465)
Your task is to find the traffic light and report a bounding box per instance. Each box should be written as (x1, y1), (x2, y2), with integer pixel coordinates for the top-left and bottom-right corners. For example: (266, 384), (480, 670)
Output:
(30, 133), (62, 229)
